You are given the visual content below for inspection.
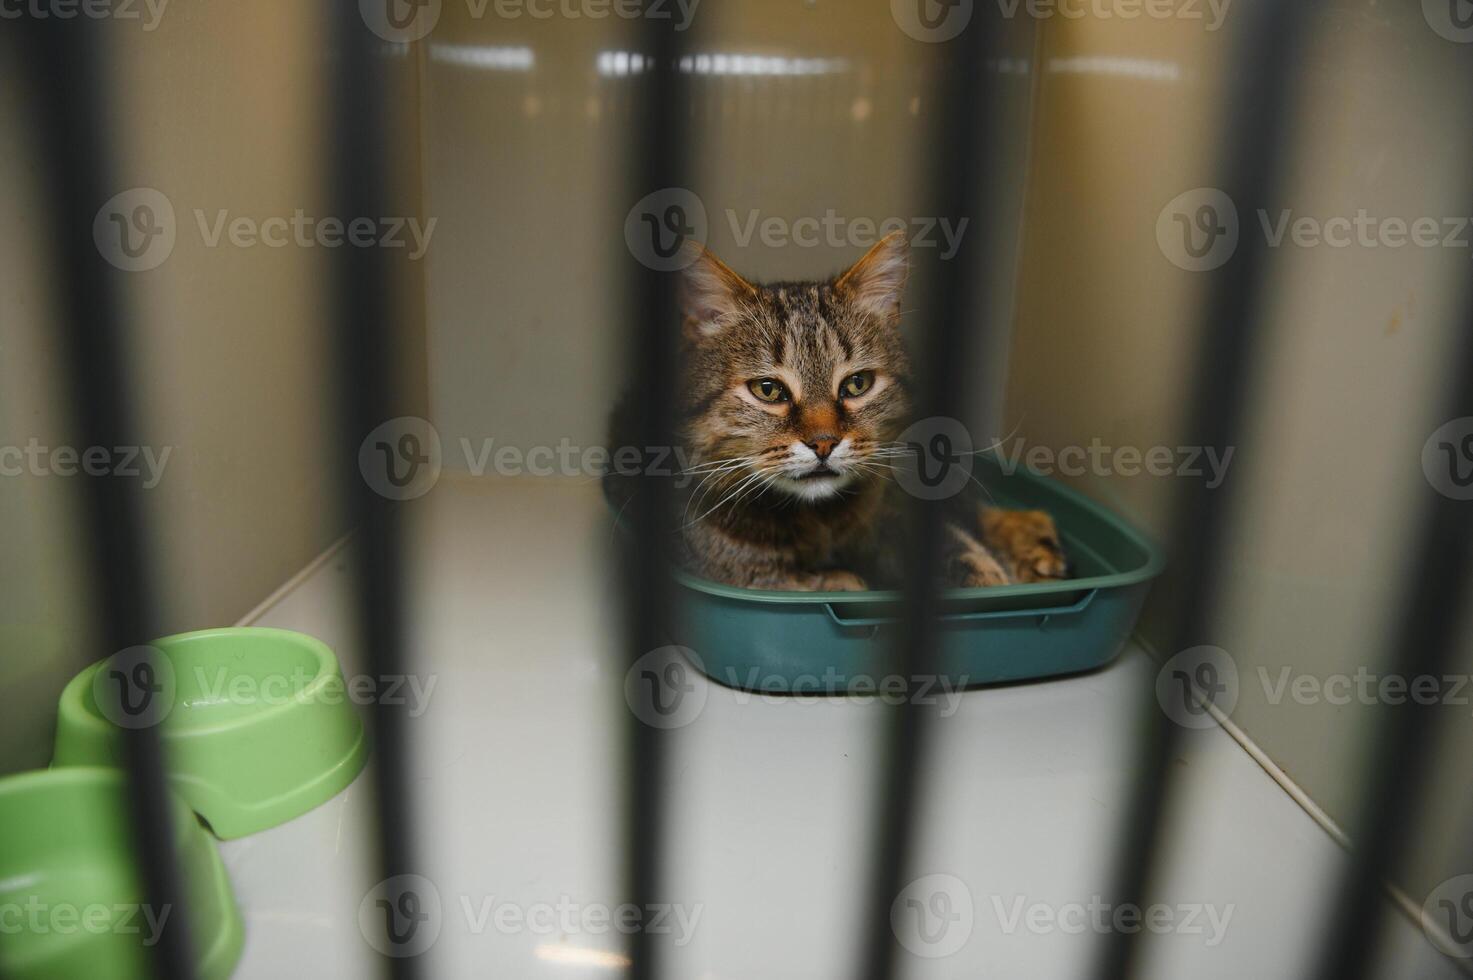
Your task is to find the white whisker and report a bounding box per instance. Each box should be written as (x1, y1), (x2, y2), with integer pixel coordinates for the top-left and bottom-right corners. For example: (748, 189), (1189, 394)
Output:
(684, 469), (768, 528)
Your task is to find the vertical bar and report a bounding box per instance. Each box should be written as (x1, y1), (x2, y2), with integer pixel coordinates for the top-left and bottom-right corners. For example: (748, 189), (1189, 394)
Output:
(324, 8), (421, 980)
(1090, 2), (1319, 978)
(620, 7), (687, 980)
(1305, 205), (1473, 980)
(859, 13), (994, 980)
(17, 16), (196, 980)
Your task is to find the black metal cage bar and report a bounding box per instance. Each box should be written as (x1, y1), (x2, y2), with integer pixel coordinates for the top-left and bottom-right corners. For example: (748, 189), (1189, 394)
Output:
(325, 10), (421, 980)
(1305, 172), (1473, 980)
(619, 6), (690, 980)
(1091, 2), (1322, 978)
(859, 12), (997, 980)
(17, 17), (197, 980)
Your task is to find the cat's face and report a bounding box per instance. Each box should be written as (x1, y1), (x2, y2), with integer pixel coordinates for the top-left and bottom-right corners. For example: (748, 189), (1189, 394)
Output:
(678, 233), (912, 504)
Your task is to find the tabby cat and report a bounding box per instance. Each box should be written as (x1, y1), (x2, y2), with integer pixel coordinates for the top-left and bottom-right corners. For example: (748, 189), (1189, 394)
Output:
(610, 231), (1069, 592)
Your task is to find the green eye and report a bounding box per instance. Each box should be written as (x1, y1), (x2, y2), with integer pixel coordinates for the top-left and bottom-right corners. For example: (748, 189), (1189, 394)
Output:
(748, 378), (789, 403)
(840, 371), (874, 398)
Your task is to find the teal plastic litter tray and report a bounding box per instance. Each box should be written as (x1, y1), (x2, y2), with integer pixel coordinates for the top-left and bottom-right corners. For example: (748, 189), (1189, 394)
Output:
(644, 454), (1164, 693)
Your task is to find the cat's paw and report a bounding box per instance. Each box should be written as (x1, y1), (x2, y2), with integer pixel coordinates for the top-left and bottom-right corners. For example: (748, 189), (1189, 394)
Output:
(811, 570), (869, 592)
(982, 508), (1069, 583)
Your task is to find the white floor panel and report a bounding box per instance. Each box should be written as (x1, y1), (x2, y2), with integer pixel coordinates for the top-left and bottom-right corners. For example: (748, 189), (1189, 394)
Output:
(219, 476), (1458, 980)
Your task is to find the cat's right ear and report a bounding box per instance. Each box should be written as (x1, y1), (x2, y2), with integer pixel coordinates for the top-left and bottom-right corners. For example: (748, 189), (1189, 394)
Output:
(678, 242), (756, 340)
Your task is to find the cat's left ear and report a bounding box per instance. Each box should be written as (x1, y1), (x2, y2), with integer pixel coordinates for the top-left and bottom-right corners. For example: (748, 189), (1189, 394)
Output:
(835, 231), (909, 321)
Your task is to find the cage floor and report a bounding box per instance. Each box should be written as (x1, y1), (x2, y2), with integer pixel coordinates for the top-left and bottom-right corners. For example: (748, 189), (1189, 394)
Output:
(217, 476), (1458, 980)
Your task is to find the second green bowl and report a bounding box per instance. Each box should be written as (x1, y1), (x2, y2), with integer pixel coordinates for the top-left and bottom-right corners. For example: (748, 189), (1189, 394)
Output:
(0, 767), (243, 980)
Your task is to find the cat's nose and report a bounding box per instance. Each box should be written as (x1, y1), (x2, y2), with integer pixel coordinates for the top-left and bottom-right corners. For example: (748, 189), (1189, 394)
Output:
(807, 435), (839, 460)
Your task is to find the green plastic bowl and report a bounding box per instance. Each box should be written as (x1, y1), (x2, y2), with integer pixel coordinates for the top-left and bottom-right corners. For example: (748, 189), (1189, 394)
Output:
(642, 454), (1165, 693)
(53, 627), (368, 839)
(0, 767), (243, 980)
